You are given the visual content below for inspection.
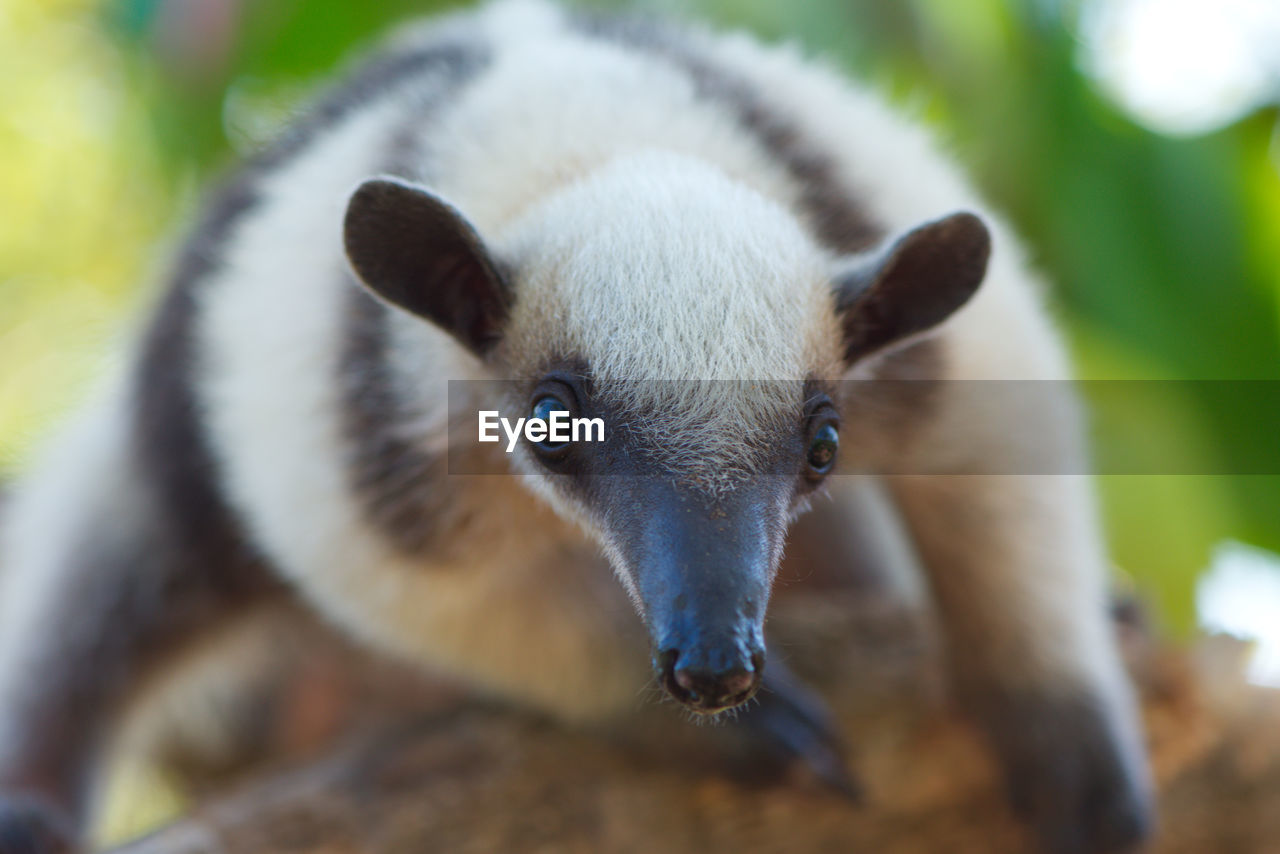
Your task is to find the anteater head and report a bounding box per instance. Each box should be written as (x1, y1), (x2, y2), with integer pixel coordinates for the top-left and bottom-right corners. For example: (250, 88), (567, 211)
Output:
(343, 151), (989, 714)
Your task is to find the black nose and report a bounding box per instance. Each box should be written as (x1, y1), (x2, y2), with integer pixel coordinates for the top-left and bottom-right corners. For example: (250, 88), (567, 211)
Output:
(657, 648), (764, 713)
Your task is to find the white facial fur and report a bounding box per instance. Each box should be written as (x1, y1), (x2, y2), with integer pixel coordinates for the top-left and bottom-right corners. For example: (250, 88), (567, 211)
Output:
(496, 151), (843, 488)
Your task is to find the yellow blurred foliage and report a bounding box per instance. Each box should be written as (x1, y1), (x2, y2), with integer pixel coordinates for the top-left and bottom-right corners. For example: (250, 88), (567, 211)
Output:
(0, 0), (172, 472)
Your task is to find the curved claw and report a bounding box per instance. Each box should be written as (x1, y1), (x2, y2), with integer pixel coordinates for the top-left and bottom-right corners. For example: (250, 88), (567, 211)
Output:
(733, 660), (862, 801)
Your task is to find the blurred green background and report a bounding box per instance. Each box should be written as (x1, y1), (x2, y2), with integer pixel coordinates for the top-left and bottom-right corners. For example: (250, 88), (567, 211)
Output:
(2, 0), (1278, 843)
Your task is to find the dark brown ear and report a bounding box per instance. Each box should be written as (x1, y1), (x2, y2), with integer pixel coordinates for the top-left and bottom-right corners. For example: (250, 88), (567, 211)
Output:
(344, 178), (510, 357)
(835, 211), (990, 364)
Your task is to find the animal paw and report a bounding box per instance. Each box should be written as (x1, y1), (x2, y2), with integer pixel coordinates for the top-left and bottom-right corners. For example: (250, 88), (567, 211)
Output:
(981, 693), (1154, 854)
(0, 796), (76, 854)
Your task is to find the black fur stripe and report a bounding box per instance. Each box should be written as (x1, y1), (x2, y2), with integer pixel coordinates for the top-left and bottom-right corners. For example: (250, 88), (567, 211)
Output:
(338, 290), (462, 557)
(572, 12), (886, 255)
(574, 12), (944, 405)
(132, 175), (264, 585)
(333, 47), (492, 558)
(133, 37), (490, 573)
(249, 41), (486, 176)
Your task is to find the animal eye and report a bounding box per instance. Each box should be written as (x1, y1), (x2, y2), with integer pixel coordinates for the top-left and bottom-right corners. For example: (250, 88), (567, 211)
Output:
(531, 394), (571, 453)
(806, 422), (839, 475)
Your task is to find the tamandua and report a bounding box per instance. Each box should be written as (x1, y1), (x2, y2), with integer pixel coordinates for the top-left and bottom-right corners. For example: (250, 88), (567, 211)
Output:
(0, 2), (1152, 851)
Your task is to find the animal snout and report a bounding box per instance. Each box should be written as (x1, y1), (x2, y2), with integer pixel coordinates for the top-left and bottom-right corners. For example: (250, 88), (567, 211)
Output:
(657, 647), (764, 713)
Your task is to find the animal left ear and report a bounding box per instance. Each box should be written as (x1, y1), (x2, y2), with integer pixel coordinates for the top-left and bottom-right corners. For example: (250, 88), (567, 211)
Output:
(834, 211), (990, 364)
(344, 177), (511, 357)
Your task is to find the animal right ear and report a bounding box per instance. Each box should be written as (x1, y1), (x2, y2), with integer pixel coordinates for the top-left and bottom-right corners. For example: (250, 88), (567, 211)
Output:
(344, 178), (511, 357)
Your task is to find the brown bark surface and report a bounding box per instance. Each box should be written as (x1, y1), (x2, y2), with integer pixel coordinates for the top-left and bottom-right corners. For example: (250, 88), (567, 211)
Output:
(109, 592), (1280, 854)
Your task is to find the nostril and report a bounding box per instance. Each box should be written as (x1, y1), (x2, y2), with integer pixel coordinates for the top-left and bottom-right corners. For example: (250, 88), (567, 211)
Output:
(673, 667), (700, 696)
(717, 668), (755, 699)
(657, 648), (689, 700)
(657, 648), (679, 677)
(669, 662), (760, 711)
(656, 648), (764, 712)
